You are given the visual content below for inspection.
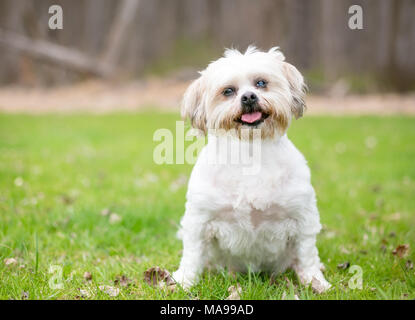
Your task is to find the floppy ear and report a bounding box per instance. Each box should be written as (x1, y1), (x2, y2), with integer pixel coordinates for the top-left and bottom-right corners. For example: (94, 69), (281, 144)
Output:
(181, 76), (207, 133)
(282, 62), (307, 119)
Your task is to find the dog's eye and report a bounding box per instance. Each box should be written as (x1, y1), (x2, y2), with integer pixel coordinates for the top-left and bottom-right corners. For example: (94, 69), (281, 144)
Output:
(256, 80), (267, 88)
(222, 87), (235, 96)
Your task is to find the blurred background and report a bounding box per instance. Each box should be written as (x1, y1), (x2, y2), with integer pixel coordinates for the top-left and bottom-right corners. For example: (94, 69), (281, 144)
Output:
(0, 0), (414, 113)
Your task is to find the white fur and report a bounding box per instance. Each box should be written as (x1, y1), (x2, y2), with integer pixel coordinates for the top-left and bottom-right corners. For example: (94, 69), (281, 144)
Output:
(173, 46), (331, 292)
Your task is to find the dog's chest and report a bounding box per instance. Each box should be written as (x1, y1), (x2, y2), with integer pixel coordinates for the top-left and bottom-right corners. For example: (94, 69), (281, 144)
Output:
(205, 204), (297, 271)
(206, 154), (302, 251)
(212, 159), (291, 212)
(207, 192), (296, 238)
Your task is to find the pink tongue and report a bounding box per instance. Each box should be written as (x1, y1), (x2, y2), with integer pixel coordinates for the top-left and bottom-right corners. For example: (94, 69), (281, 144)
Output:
(241, 112), (262, 123)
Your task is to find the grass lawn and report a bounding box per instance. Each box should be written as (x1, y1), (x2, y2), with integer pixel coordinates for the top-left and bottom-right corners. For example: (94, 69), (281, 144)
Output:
(0, 112), (414, 300)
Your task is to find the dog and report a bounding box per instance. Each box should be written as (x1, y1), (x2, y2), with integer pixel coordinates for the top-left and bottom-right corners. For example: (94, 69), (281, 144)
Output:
(172, 46), (331, 292)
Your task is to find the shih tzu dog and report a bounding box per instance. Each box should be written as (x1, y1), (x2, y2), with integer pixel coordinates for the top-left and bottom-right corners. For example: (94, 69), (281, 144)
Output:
(172, 46), (331, 292)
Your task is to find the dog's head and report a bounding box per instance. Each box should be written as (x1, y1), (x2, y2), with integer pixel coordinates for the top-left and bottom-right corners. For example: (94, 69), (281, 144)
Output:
(181, 46), (307, 139)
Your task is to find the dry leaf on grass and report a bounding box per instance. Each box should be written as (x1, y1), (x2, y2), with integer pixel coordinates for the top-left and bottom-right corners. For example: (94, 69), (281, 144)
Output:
(4, 258), (17, 266)
(109, 213), (122, 224)
(114, 275), (132, 287)
(14, 177), (24, 187)
(385, 212), (402, 221)
(83, 272), (92, 281)
(143, 266), (175, 287)
(100, 208), (110, 216)
(340, 246), (351, 254)
(392, 244), (410, 258)
(226, 284), (242, 300)
(99, 285), (119, 297)
(337, 262), (350, 270)
(21, 291), (29, 300)
(60, 194), (76, 205)
(79, 289), (92, 298)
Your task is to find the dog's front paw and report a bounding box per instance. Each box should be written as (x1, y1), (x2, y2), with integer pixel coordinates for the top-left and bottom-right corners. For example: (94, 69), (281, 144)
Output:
(310, 275), (331, 293)
(172, 269), (196, 290)
(296, 268), (331, 293)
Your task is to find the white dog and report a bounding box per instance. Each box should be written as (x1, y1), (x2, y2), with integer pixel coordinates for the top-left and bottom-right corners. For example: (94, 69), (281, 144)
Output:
(172, 46), (331, 292)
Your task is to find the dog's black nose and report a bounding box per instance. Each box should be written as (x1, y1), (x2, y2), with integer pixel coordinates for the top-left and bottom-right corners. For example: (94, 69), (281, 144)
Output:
(241, 92), (258, 105)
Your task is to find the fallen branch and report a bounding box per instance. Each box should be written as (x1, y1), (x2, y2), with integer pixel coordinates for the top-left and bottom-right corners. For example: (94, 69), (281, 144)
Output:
(0, 28), (111, 77)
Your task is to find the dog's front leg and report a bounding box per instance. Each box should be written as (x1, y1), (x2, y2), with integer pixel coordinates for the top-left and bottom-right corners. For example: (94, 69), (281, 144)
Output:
(292, 234), (331, 293)
(172, 215), (208, 289)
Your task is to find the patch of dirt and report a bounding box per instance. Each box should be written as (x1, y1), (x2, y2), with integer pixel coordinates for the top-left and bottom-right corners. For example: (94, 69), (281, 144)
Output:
(0, 79), (414, 114)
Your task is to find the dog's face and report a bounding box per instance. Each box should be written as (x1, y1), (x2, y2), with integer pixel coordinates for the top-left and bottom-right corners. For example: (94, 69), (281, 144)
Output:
(182, 46), (307, 139)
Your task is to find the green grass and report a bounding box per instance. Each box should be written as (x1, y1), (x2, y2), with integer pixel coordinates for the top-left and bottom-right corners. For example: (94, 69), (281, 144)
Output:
(0, 112), (414, 300)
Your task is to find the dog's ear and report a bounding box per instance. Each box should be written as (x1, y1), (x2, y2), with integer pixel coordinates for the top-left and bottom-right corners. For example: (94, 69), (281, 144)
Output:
(181, 76), (207, 133)
(282, 62), (307, 119)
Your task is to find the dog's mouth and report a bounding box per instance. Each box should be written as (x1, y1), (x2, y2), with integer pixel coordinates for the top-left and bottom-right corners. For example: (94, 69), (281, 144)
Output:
(236, 111), (269, 126)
